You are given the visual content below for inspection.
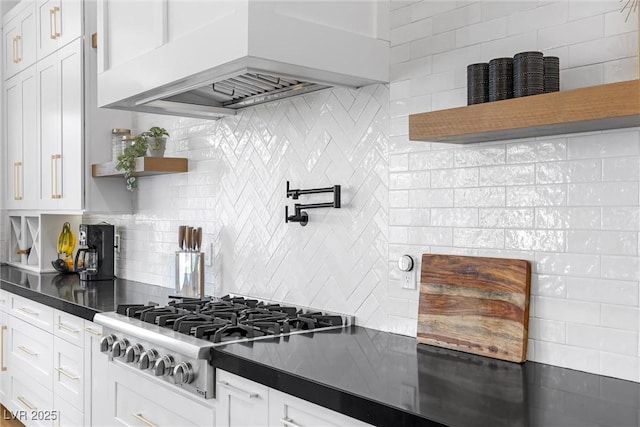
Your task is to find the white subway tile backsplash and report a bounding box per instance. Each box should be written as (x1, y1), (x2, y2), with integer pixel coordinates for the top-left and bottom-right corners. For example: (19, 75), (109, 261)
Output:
(432, 3), (482, 34)
(506, 230), (566, 252)
(410, 71), (457, 97)
(455, 17), (507, 48)
(529, 318), (566, 343)
(567, 230), (638, 256)
(390, 171), (431, 189)
(567, 277), (639, 306)
(535, 340), (601, 374)
(507, 139), (567, 164)
(568, 0), (621, 21)
(410, 0), (457, 21)
(432, 45), (484, 74)
(480, 164), (535, 186)
(538, 15), (604, 50)
(535, 207), (601, 229)
(431, 168), (479, 188)
(600, 352), (640, 383)
(431, 87), (467, 110)
(568, 32), (639, 68)
(391, 44), (411, 64)
(604, 7), (639, 37)
(390, 80), (411, 101)
(481, 1), (537, 21)
(535, 159), (601, 184)
(535, 252), (601, 278)
(604, 56), (640, 83)
(535, 296), (600, 325)
(602, 157), (640, 182)
(559, 63), (604, 90)
(408, 188), (454, 208)
(507, 2), (568, 36)
(601, 305), (640, 332)
(532, 275), (567, 298)
(390, 190), (409, 208)
(406, 227), (453, 246)
(390, 154), (409, 172)
(391, 57), (433, 81)
(479, 208), (534, 228)
(568, 130), (640, 159)
(390, 5), (412, 29)
(410, 31), (457, 58)
(391, 19), (433, 46)
(390, 208), (430, 226)
(455, 187), (506, 207)
(453, 228), (505, 249)
(454, 146), (506, 167)
(567, 324), (638, 356)
(568, 182), (639, 206)
(480, 30), (538, 62)
(431, 208), (478, 227)
(602, 207), (640, 231)
(409, 149), (454, 170)
(601, 256), (640, 281)
(507, 185), (566, 207)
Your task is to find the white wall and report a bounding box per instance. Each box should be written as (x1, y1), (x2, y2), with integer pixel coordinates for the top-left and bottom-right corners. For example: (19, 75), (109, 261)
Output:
(84, 0), (640, 382)
(388, 0), (639, 381)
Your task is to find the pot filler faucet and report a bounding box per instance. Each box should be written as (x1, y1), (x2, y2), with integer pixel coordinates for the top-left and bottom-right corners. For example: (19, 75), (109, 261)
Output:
(285, 181), (341, 226)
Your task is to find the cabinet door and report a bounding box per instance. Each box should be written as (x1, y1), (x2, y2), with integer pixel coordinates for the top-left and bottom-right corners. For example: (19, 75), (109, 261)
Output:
(36, 0), (82, 60)
(216, 370), (269, 426)
(2, 2), (36, 80)
(53, 336), (84, 413)
(268, 389), (373, 427)
(9, 371), (54, 427)
(37, 38), (82, 210)
(0, 310), (8, 404)
(83, 321), (112, 426)
(5, 67), (38, 210)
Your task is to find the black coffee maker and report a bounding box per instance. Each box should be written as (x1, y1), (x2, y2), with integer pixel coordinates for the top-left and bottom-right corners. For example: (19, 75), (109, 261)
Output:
(74, 223), (115, 281)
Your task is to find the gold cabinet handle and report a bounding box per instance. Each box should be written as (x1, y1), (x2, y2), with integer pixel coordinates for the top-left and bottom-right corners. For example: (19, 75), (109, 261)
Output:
(14, 35), (21, 63)
(17, 396), (36, 411)
(132, 413), (157, 427)
(50, 6), (60, 39)
(17, 345), (38, 357)
(57, 322), (80, 334)
(279, 418), (303, 427)
(84, 327), (102, 336)
(14, 162), (22, 200)
(217, 380), (260, 398)
(55, 366), (79, 380)
(1, 326), (7, 371)
(18, 306), (39, 316)
(51, 154), (62, 199)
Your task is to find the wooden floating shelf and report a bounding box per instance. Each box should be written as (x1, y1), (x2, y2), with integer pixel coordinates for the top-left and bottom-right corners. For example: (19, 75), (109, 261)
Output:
(92, 157), (188, 177)
(409, 79), (640, 144)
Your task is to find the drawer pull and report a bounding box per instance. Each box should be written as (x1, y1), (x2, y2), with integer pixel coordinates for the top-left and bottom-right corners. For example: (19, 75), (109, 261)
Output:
(18, 307), (39, 316)
(279, 418), (303, 427)
(17, 395), (36, 410)
(132, 412), (157, 427)
(84, 327), (102, 336)
(50, 6), (60, 39)
(217, 380), (260, 398)
(55, 366), (79, 380)
(17, 345), (38, 357)
(57, 322), (80, 334)
(0, 325), (6, 371)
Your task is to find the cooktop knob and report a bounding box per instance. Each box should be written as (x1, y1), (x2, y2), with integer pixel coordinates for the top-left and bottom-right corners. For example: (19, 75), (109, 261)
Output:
(111, 338), (130, 358)
(173, 362), (194, 385)
(138, 349), (159, 370)
(124, 343), (143, 363)
(99, 334), (117, 353)
(153, 355), (175, 377)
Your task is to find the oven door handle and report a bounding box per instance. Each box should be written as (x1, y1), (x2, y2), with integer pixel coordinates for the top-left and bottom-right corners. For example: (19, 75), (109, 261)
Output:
(217, 380), (260, 398)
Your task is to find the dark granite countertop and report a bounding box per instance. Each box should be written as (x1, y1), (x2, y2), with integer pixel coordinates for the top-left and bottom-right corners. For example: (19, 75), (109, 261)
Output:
(2, 264), (638, 427)
(212, 326), (640, 427)
(0, 264), (174, 321)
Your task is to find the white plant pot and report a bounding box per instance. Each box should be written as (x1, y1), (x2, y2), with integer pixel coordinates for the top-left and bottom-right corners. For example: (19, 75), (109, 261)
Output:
(146, 137), (166, 157)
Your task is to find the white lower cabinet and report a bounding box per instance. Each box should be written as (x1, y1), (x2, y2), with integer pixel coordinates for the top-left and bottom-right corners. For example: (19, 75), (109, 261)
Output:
(216, 370), (269, 426)
(0, 290), (9, 404)
(107, 361), (216, 427)
(216, 369), (373, 427)
(83, 321), (110, 427)
(9, 372), (54, 427)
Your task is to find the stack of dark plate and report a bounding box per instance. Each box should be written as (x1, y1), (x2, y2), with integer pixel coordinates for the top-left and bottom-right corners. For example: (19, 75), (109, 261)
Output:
(543, 56), (560, 93)
(467, 63), (489, 105)
(488, 58), (513, 101)
(513, 51), (544, 97)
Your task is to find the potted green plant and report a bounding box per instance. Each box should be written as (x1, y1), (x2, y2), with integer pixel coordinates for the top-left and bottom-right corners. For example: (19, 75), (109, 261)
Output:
(115, 134), (147, 191)
(145, 126), (169, 157)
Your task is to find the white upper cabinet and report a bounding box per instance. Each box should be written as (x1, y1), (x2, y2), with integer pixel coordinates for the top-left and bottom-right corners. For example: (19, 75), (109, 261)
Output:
(3, 1), (37, 79)
(96, 0), (390, 119)
(36, 0), (82, 60)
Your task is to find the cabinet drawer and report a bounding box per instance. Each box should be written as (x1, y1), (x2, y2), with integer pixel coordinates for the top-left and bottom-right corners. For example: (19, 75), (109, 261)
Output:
(0, 290), (10, 312)
(9, 371), (54, 427)
(10, 294), (54, 332)
(53, 337), (84, 413)
(10, 316), (53, 390)
(109, 362), (215, 427)
(53, 310), (84, 346)
(54, 394), (83, 427)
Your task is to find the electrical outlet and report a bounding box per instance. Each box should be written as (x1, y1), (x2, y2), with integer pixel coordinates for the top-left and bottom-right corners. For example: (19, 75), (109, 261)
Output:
(401, 269), (416, 290)
(114, 234), (121, 253)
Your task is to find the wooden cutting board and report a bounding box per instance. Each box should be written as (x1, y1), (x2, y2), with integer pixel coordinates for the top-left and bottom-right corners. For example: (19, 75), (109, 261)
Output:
(417, 254), (531, 363)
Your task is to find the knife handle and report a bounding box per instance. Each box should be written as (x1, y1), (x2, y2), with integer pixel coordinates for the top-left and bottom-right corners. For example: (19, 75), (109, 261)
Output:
(178, 226), (186, 250)
(185, 227), (193, 251)
(191, 228), (198, 252)
(195, 227), (202, 252)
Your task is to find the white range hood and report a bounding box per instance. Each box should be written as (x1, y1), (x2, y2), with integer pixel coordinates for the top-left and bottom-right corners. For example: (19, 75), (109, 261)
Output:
(96, 0), (390, 120)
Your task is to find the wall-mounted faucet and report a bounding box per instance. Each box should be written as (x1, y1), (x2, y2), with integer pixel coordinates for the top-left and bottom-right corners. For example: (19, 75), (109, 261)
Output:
(285, 181), (341, 226)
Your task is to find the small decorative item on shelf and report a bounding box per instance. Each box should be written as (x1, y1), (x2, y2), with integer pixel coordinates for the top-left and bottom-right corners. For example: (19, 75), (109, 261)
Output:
(513, 51), (544, 98)
(115, 126), (170, 191)
(488, 58), (513, 101)
(111, 128), (131, 162)
(467, 63), (489, 105)
(543, 56), (560, 93)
